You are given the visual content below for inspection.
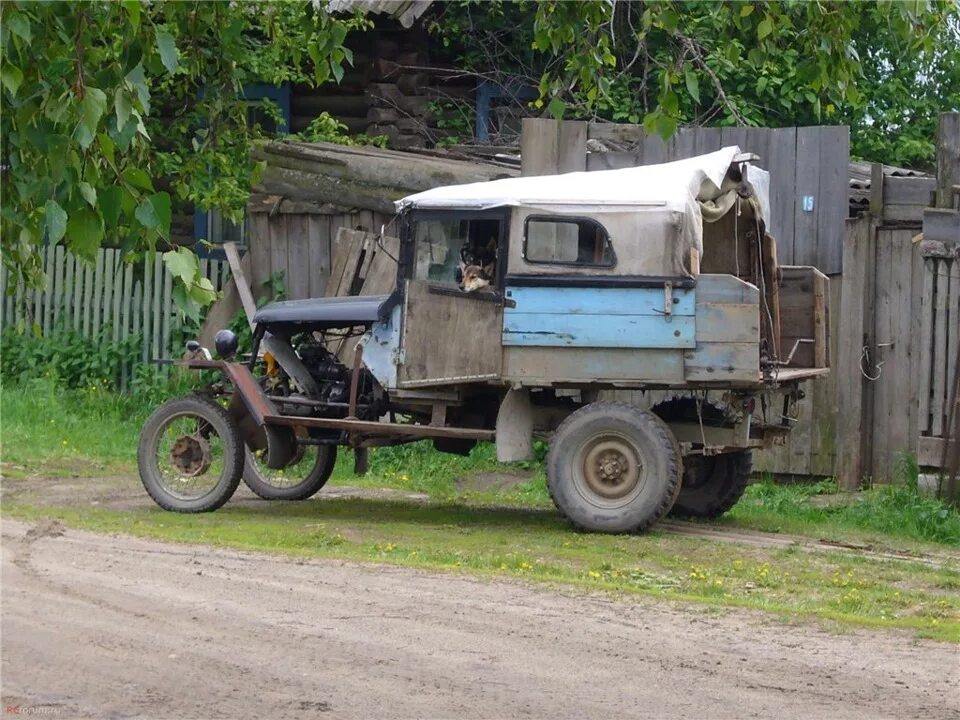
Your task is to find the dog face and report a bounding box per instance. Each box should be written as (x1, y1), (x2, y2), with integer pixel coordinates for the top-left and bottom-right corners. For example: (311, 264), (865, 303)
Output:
(459, 262), (494, 292)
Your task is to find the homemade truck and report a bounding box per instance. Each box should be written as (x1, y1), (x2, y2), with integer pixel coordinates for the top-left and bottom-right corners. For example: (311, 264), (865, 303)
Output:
(137, 147), (830, 533)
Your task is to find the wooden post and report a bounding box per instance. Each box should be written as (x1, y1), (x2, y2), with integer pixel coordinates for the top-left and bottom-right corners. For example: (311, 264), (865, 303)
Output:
(936, 112), (960, 209)
(520, 118), (587, 177)
(224, 241), (257, 330)
(835, 217), (870, 490)
(869, 163), (885, 217)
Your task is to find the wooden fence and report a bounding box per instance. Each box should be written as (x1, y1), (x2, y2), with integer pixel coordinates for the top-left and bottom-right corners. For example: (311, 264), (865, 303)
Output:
(246, 204), (392, 303)
(0, 245), (231, 384)
(521, 119), (850, 274)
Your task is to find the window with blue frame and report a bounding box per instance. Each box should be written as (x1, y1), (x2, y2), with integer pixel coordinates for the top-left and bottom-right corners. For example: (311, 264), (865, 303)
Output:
(475, 79), (537, 144)
(194, 84), (291, 258)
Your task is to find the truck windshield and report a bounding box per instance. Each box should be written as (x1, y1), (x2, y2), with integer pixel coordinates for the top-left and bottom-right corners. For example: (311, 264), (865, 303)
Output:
(413, 218), (501, 285)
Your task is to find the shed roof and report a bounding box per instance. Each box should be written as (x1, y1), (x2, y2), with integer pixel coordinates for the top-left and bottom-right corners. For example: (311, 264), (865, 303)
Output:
(848, 160), (932, 215)
(325, 0), (434, 27)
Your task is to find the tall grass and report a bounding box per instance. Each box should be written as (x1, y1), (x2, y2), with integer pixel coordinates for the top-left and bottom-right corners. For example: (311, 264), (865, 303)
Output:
(1, 375), (194, 471)
(730, 477), (960, 546)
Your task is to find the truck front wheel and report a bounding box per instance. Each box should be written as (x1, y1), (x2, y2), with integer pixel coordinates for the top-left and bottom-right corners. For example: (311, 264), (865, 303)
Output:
(669, 450), (752, 519)
(547, 403), (681, 533)
(137, 395), (244, 513)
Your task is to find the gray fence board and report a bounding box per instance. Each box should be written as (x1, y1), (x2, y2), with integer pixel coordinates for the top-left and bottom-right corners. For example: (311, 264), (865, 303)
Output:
(538, 122), (851, 273)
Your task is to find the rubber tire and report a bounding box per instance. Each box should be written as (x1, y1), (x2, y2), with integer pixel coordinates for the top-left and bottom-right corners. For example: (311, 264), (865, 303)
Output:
(242, 445), (337, 500)
(669, 450), (752, 519)
(547, 402), (682, 533)
(138, 395), (244, 513)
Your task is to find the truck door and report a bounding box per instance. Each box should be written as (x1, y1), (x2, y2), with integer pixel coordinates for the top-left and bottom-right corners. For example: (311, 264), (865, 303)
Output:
(397, 213), (506, 388)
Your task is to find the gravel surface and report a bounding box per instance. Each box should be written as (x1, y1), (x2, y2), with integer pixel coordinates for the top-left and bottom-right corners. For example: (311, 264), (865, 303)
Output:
(3, 517), (958, 720)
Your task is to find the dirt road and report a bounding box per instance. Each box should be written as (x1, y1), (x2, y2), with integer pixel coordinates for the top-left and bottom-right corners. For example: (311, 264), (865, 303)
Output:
(2, 518), (957, 719)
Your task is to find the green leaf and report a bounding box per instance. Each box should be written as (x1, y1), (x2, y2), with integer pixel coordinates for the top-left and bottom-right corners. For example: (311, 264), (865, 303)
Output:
(66, 208), (105, 259)
(655, 113), (678, 141)
(661, 88), (679, 115)
(115, 88), (132, 129)
(173, 284), (202, 324)
(757, 17), (773, 40)
(8, 13), (31, 45)
(44, 93), (71, 124)
(331, 61), (345, 84)
(156, 30), (179, 74)
(684, 68), (701, 104)
(148, 192), (172, 237)
(188, 276), (217, 305)
(47, 135), (70, 184)
(79, 182), (98, 208)
(125, 63), (150, 114)
(741, 4), (755, 17)
(76, 88), (108, 150)
(44, 200), (68, 244)
(100, 186), (122, 229)
(547, 96), (566, 120)
(1, 65), (23, 97)
(163, 247), (198, 284)
(135, 198), (160, 230)
(123, 0), (141, 31)
(98, 132), (115, 165)
(122, 166), (154, 191)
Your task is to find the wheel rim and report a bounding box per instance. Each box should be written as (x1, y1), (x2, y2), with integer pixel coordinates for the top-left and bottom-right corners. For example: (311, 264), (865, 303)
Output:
(573, 432), (646, 509)
(245, 445), (322, 489)
(153, 412), (229, 501)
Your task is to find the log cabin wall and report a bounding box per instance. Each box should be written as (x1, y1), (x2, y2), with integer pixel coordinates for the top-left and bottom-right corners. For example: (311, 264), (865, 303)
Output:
(290, 19), (476, 151)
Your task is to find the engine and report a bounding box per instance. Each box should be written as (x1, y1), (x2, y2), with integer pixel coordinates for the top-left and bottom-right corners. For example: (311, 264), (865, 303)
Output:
(266, 339), (386, 421)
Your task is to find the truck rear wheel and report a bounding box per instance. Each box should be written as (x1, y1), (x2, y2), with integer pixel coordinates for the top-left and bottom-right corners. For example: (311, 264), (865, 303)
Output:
(137, 395), (244, 513)
(669, 450), (752, 519)
(547, 403), (681, 533)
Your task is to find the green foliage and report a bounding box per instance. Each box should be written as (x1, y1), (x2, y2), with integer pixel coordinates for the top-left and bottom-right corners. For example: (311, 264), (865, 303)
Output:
(288, 112), (388, 148)
(428, 1), (958, 166)
(0, 317), (204, 392)
(426, 99), (475, 147)
(163, 247), (218, 324)
(1, 0), (365, 309)
(0, 326), (143, 390)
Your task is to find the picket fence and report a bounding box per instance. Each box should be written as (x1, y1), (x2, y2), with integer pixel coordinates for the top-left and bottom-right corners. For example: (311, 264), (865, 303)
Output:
(0, 245), (231, 386)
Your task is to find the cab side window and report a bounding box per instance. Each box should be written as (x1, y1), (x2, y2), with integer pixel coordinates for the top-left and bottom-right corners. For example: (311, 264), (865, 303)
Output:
(524, 217), (615, 267)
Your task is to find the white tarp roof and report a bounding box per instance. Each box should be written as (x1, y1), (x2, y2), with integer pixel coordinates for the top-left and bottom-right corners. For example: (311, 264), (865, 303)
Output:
(397, 146), (771, 278)
(396, 146), (767, 220)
